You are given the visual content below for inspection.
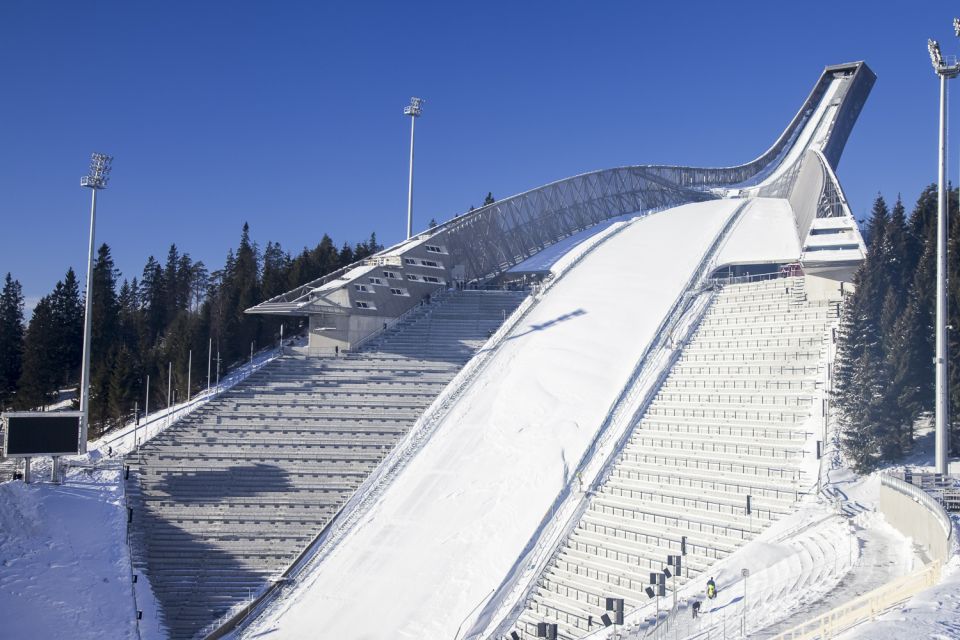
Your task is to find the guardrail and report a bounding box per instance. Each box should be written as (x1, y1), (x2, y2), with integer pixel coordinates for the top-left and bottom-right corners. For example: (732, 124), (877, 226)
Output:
(769, 561), (942, 640)
(880, 473), (953, 564)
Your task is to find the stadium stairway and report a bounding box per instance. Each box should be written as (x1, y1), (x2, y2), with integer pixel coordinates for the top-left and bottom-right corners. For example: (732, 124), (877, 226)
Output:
(124, 289), (526, 640)
(514, 276), (836, 639)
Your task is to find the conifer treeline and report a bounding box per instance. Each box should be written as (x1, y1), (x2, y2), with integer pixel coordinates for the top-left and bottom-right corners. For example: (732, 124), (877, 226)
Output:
(0, 224), (381, 438)
(834, 185), (960, 471)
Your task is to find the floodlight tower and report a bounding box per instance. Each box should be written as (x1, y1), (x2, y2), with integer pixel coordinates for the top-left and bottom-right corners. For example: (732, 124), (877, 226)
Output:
(404, 97), (424, 239)
(79, 152), (112, 454)
(929, 36), (960, 475)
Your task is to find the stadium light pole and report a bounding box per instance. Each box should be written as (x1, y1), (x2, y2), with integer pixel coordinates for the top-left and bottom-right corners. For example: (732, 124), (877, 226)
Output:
(929, 37), (960, 475)
(404, 97), (424, 239)
(78, 152), (112, 454)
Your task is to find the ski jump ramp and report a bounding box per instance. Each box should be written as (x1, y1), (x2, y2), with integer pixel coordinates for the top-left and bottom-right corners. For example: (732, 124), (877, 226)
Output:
(235, 62), (874, 639)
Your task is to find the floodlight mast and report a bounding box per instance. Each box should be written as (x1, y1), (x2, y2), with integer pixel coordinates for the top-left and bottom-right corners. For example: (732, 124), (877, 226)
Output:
(404, 97), (424, 240)
(78, 152), (112, 454)
(930, 33), (960, 475)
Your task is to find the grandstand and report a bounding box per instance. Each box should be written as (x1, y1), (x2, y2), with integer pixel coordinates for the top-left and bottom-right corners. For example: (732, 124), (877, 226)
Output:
(124, 289), (526, 639)
(514, 276), (836, 638)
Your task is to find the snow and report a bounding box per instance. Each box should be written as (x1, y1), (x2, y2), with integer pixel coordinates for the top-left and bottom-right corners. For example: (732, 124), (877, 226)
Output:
(712, 197), (802, 268)
(839, 541), (960, 640)
(809, 217), (855, 230)
(507, 212), (644, 275)
(243, 200), (743, 640)
(0, 467), (138, 640)
(738, 77), (844, 193)
(0, 346), (284, 640)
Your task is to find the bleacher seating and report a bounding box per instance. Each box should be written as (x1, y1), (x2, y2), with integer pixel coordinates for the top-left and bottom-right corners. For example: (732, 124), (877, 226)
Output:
(515, 276), (834, 639)
(125, 289), (526, 640)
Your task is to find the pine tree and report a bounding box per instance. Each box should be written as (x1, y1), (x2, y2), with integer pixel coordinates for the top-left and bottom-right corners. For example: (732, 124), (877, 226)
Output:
(835, 195), (899, 468)
(190, 261), (209, 312)
(339, 242), (355, 269)
(89, 244), (120, 431)
(0, 273), (25, 406)
(261, 241), (290, 300)
(16, 296), (58, 409)
(483, 192), (495, 206)
(49, 268), (84, 386)
(141, 255), (166, 345)
(107, 345), (139, 423)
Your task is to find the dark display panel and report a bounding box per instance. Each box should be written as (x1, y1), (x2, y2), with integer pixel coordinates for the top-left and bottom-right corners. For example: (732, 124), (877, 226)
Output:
(4, 414), (81, 456)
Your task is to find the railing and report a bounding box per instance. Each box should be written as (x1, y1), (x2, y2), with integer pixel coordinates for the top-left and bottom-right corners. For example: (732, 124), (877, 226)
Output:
(707, 271), (784, 286)
(768, 561), (942, 640)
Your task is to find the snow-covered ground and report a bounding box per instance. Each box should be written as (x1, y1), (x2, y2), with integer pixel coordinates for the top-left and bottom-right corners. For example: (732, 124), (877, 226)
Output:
(839, 541), (960, 640)
(0, 346), (283, 640)
(242, 200), (742, 640)
(0, 465), (139, 640)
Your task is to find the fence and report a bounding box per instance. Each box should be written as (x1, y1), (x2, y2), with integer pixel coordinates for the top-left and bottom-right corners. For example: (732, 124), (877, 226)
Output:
(768, 561), (942, 640)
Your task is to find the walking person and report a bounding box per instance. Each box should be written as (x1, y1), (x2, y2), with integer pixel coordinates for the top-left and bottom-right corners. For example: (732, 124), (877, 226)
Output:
(706, 577), (717, 600)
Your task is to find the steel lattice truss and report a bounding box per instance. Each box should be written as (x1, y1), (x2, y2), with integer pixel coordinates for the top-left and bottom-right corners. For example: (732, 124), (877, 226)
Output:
(436, 166), (714, 282)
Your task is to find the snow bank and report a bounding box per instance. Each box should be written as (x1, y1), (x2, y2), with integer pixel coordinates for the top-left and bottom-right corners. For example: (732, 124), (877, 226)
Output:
(0, 469), (138, 639)
(244, 200), (742, 640)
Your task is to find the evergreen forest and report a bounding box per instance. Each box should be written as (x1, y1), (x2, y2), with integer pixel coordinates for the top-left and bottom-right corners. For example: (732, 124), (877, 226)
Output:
(0, 224), (382, 439)
(834, 185), (960, 471)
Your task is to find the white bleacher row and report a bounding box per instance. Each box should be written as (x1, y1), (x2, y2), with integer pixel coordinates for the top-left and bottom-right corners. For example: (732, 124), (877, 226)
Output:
(516, 277), (833, 639)
(125, 289), (526, 640)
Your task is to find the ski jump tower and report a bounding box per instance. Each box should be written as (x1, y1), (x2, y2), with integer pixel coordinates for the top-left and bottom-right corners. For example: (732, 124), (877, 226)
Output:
(232, 63), (877, 640)
(248, 62), (874, 349)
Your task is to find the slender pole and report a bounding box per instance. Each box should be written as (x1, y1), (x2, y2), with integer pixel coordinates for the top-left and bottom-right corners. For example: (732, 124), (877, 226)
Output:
(936, 73), (951, 475)
(216, 350), (221, 389)
(142, 375), (149, 450)
(250, 341), (254, 367)
(207, 338), (212, 393)
(406, 114), (416, 239)
(742, 574), (748, 636)
(166, 362), (172, 429)
(187, 350), (192, 402)
(78, 189), (97, 454)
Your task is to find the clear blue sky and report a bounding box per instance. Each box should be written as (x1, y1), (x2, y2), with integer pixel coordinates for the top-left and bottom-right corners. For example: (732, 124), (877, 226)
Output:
(1, 1), (957, 306)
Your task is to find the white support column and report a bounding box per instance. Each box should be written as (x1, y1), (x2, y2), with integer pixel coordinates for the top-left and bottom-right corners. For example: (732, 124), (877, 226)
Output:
(936, 73), (951, 475)
(78, 188), (97, 454)
(207, 337), (212, 393)
(407, 114), (416, 239)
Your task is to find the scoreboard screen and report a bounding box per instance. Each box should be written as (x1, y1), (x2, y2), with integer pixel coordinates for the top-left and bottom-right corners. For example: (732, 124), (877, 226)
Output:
(3, 412), (82, 457)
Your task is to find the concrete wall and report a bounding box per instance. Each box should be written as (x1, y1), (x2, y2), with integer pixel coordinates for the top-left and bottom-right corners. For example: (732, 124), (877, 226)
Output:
(804, 274), (845, 302)
(309, 312), (389, 351)
(879, 474), (953, 565)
